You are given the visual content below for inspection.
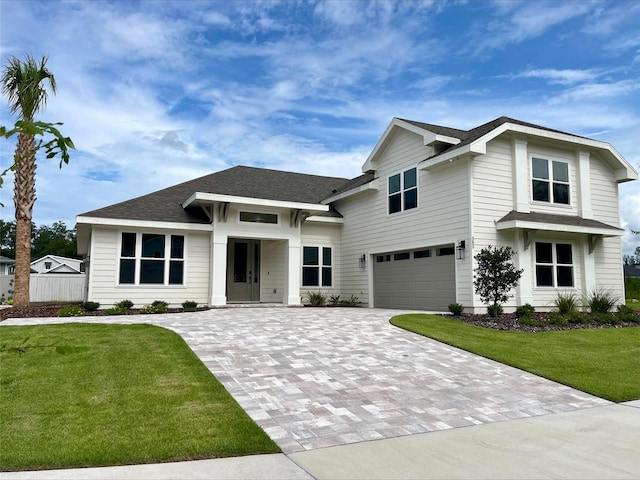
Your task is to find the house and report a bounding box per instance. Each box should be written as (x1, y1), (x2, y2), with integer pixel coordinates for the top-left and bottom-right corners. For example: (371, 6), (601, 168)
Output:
(0, 255), (15, 275)
(30, 255), (84, 274)
(76, 116), (638, 312)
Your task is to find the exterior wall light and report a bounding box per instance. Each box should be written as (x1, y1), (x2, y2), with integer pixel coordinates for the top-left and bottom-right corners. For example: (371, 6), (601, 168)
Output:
(456, 240), (466, 260)
(359, 254), (366, 268)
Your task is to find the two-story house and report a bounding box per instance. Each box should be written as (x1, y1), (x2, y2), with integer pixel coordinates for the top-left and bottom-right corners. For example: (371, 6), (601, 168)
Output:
(76, 116), (637, 312)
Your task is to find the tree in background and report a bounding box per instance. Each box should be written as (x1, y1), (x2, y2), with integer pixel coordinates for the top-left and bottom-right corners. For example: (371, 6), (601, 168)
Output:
(0, 220), (78, 260)
(2, 55), (73, 308)
(474, 246), (524, 317)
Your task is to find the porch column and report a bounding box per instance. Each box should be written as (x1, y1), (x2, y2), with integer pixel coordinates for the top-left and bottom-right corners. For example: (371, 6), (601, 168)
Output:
(581, 237), (596, 294)
(284, 238), (301, 305)
(210, 232), (228, 306)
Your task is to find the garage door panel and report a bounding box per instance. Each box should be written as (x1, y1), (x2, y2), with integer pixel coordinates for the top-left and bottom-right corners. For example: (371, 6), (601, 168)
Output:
(373, 248), (455, 310)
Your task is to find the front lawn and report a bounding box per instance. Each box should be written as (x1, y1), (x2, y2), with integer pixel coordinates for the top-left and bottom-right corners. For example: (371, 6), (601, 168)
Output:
(627, 298), (640, 311)
(391, 314), (640, 403)
(0, 323), (279, 472)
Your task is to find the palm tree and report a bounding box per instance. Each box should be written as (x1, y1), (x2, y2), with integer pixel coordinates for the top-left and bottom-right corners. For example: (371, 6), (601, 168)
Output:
(2, 55), (57, 308)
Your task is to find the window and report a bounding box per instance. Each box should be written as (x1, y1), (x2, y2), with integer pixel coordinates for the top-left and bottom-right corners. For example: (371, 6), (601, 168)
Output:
(394, 252), (410, 261)
(413, 249), (431, 259)
(302, 246), (332, 287)
(388, 167), (418, 214)
(239, 212), (278, 224)
(532, 158), (570, 205)
(535, 242), (573, 287)
(437, 246), (455, 256)
(376, 255), (391, 263)
(118, 233), (185, 285)
(44, 261), (52, 270)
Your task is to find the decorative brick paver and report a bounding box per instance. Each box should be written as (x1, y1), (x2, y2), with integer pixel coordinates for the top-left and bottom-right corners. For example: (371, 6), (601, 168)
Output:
(2, 308), (610, 453)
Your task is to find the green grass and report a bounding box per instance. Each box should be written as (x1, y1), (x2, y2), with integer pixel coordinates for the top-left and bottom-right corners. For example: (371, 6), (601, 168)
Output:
(391, 314), (640, 403)
(0, 323), (279, 472)
(627, 298), (640, 312)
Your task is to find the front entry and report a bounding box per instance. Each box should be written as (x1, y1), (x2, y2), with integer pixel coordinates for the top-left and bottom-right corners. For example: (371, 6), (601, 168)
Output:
(227, 239), (261, 302)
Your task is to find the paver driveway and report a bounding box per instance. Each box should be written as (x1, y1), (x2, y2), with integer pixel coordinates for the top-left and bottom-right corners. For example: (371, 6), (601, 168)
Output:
(2, 307), (609, 453)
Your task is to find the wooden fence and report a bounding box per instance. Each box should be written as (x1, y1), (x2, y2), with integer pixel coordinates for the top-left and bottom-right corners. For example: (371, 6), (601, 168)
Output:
(0, 274), (86, 303)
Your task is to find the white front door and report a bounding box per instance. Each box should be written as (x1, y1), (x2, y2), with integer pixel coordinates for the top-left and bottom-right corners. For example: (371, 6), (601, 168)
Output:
(227, 239), (261, 302)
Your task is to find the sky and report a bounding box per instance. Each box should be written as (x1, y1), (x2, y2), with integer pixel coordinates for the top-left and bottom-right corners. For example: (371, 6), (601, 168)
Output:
(0, 0), (639, 254)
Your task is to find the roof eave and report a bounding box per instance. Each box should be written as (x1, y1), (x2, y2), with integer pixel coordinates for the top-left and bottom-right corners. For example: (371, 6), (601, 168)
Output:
(183, 192), (329, 213)
(321, 178), (380, 204)
(419, 122), (638, 181)
(496, 219), (623, 236)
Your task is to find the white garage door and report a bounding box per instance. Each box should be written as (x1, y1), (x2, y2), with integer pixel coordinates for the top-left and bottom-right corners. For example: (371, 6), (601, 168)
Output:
(373, 245), (455, 311)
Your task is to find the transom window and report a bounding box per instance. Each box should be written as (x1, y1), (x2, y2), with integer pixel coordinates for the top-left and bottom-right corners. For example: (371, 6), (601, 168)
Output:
(535, 242), (574, 287)
(388, 167), (418, 214)
(302, 246), (332, 287)
(119, 233), (185, 285)
(532, 158), (570, 205)
(239, 212), (278, 224)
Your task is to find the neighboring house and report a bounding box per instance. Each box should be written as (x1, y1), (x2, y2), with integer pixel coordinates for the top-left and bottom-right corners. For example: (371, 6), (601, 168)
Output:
(624, 265), (640, 278)
(0, 255), (15, 275)
(76, 116), (637, 312)
(30, 255), (83, 274)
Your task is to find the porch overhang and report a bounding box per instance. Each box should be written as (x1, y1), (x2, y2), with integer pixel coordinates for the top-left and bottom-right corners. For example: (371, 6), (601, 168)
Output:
(496, 211), (624, 237)
(182, 192), (330, 214)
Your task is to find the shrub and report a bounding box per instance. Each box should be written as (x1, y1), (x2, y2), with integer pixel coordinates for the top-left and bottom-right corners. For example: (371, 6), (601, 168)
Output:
(104, 306), (126, 315)
(566, 310), (589, 324)
(182, 300), (198, 312)
(140, 300), (169, 314)
(593, 312), (619, 325)
(473, 246), (523, 317)
(553, 291), (580, 315)
(617, 304), (638, 323)
(340, 294), (360, 307)
(116, 299), (134, 310)
(515, 304), (535, 319)
(548, 312), (569, 326)
(585, 288), (618, 314)
(487, 303), (503, 317)
(82, 301), (100, 311)
(57, 305), (84, 317)
(328, 294), (341, 305)
(448, 303), (464, 315)
(305, 291), (327, 307)
(519, 316), (545, 327)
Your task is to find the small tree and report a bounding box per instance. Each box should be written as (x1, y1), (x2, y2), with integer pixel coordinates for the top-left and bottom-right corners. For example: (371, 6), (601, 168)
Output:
(474, 246), (524, 317)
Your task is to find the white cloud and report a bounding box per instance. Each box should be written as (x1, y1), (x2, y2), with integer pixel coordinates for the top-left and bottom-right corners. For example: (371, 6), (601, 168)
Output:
(513, 68), (600, 85)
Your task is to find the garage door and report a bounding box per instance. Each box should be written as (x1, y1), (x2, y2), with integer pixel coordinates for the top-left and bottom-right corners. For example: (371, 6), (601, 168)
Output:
(373, 245), (455, 311)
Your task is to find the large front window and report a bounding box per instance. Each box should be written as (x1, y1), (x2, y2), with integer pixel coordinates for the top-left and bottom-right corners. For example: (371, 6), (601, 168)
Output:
(119, 233), (184, 285)
(532, 158), (570, 205)
(302, 246), (332, 287)
(535, 242), (573, 287)
(388, 167), (418, 214)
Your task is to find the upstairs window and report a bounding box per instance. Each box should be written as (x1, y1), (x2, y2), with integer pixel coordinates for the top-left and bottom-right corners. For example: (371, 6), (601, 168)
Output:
(388, 167), (418, 214)
(535, 242), (574, 287)
(119, 233), (185, 285)
(302, 246), (332, 287)
(532, 158), (570, 205)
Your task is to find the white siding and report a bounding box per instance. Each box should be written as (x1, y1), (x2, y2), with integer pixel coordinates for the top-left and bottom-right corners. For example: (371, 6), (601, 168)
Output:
(336, 128), (470, 306)
(260, 240), (286, 302)
(87, 226), (210, 308)
(595, 236), (625, 303)
(590, 153), (621, 226)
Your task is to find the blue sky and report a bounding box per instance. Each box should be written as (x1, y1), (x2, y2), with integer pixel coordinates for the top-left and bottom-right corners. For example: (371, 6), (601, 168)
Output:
(1, 0), (639, 253)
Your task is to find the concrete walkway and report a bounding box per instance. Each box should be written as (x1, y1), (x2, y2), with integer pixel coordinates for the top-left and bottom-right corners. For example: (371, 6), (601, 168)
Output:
(2, 308), (638, 479)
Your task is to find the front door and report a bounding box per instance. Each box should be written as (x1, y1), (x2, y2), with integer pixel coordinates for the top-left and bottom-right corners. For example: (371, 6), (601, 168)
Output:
(227, 239), (261, 302)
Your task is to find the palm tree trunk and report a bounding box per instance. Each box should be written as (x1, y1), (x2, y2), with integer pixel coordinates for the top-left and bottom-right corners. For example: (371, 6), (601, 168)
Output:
(12, 131), (37, 309)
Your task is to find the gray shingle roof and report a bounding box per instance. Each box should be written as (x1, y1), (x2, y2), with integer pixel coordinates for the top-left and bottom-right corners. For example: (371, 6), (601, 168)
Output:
(399, 116), (591, 160)
(80, 166), (351, 223)
(497, 210), (622, 231)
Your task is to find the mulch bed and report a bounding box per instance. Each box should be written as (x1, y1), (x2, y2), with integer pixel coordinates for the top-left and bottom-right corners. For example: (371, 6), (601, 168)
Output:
(1, 303), (638, 332)
(449, 312), (639, 332)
